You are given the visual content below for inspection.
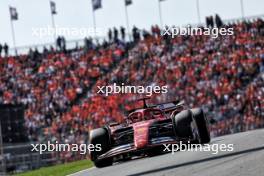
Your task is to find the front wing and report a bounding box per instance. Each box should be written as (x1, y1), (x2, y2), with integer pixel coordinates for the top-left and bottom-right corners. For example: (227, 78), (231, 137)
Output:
(97, 136), (192, 160)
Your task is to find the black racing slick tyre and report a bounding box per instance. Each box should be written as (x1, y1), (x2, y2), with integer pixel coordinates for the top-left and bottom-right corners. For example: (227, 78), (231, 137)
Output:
(191, 108), (210, 144)
(89, 128), (113, 168)
(172, 110), (193, 138)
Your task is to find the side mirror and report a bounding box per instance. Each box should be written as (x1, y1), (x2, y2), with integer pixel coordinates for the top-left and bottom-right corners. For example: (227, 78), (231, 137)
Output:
(108, 122), (120, 127)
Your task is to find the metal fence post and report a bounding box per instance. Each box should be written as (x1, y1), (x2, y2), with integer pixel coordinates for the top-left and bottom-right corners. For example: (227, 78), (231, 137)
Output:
(0, 121), (6, 175)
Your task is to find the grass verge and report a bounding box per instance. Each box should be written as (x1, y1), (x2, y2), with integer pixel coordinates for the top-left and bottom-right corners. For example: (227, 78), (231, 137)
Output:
(14, 160), (93, 176)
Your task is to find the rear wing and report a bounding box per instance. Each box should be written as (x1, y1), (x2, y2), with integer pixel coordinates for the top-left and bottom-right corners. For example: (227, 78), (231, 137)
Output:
(126, 98), (185, 114)
(152, 100), (185, 112)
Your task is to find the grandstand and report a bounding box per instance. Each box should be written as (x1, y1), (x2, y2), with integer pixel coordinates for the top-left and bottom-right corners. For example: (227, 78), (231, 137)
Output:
(0, 13), (264, 175)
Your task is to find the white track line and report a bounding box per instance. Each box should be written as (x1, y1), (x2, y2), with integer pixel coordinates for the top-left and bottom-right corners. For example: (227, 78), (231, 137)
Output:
(67, 167), (96, 176)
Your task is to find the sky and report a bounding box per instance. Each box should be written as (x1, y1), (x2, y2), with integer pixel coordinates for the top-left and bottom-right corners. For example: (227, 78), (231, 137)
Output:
(0, 0), (263, 50)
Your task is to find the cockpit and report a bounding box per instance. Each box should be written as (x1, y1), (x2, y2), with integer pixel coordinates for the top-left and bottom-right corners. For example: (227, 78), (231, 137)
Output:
(127, 109), (164, 124)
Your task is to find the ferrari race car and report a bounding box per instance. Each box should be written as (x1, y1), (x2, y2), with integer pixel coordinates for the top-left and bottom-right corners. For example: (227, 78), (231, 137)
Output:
(89, 98), (211, 168)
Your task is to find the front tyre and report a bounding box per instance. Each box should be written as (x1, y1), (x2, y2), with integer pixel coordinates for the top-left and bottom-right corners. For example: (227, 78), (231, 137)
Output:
(89, 128), (113, 168)
(191, 108), (210, 144)
(172, 110), (193, 138)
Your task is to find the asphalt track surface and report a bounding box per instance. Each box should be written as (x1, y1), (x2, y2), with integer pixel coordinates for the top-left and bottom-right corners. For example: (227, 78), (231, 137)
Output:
(70, 129), (264, 176)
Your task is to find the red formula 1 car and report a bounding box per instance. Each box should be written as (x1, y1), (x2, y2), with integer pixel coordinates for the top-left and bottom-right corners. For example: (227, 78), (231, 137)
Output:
(89, 98), (210, 168)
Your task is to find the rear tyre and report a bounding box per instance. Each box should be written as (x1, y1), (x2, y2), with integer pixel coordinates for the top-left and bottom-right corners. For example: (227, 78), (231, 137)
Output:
(172, 110), (193, 138)
(89, 128), (113, 168)
(191, 108), (210, 144)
